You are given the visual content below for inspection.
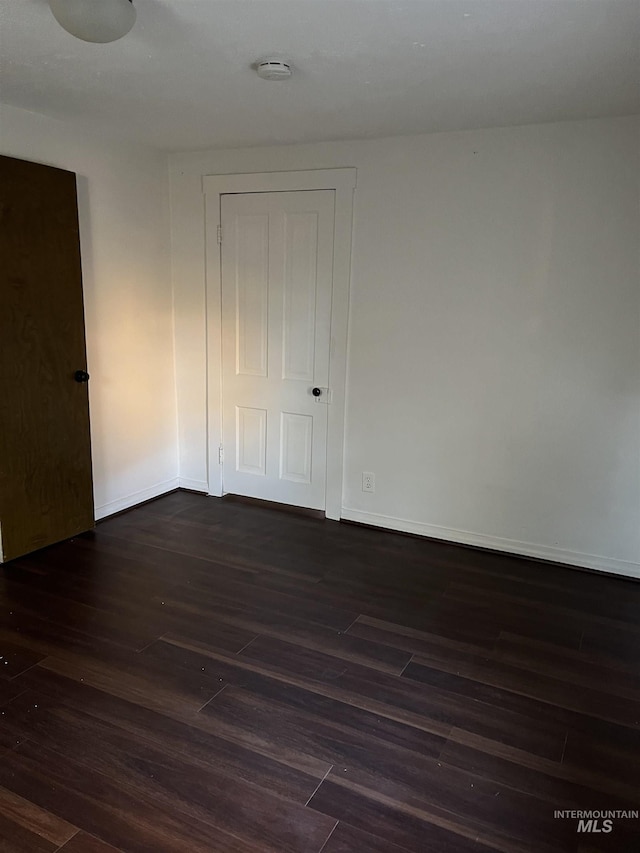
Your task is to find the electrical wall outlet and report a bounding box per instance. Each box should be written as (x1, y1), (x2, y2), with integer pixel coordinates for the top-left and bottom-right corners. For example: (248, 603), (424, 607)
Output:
(362, 471), (375, 493)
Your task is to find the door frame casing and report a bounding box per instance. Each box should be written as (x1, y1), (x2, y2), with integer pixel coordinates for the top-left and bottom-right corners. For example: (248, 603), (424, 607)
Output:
(203, 168), (356, 520)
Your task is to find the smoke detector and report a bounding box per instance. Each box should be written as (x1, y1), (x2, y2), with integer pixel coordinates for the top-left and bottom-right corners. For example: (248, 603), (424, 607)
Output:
(256, 59), (292, 81)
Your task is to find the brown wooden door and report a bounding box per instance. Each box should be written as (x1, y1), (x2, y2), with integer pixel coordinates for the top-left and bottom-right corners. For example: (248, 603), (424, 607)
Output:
(0, 155), (94, 562)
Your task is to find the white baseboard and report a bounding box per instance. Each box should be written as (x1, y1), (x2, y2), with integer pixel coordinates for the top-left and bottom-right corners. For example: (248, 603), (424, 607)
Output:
(178, 477), (209, 493)
(340, 507), (640, 580)
(95, 478), (180, 520)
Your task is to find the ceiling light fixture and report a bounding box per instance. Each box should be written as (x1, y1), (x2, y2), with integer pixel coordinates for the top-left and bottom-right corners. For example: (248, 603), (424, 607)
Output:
(49, 0), (136, 44)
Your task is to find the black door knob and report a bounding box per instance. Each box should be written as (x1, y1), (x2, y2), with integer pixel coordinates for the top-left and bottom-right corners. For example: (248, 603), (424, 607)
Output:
(312, 387), (322, 397)
(74, 370), (90, 383)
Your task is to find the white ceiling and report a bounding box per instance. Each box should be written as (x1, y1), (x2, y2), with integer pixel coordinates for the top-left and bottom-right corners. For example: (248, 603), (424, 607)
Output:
(1, 0), (638, 152)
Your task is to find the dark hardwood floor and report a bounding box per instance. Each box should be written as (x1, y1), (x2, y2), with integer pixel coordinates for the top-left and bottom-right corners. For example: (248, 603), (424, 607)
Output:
(1, 490), (639, 852)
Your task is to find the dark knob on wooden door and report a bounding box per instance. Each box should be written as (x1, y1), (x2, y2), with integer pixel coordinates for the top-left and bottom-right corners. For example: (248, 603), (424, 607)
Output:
(312, 387), (322, 397)
(74, 370), (90, 383)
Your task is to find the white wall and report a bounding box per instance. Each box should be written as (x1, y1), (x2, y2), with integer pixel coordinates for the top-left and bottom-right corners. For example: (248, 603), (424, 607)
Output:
(169, 115), (640, 577)
(1, 103), (178, 518)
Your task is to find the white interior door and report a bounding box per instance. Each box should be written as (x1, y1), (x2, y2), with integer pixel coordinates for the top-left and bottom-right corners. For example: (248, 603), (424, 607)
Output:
(220, 190), (335, 510)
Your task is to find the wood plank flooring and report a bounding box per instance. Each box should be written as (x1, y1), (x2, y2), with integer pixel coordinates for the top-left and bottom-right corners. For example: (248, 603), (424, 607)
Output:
(1, 490), (639, 852)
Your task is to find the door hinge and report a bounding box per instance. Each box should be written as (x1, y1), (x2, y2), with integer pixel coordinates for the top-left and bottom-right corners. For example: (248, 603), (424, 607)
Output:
(217, 224), (222, 245)
(218, 444), (224, 464)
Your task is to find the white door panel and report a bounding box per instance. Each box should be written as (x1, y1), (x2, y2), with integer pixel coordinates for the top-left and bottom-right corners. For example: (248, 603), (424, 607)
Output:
(221, 190), (335, 510)
(235, 214), (269, 377)
(236, 406), (267, 476)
